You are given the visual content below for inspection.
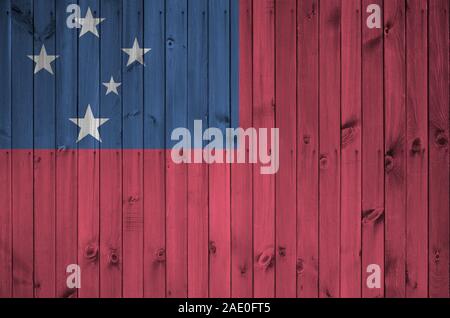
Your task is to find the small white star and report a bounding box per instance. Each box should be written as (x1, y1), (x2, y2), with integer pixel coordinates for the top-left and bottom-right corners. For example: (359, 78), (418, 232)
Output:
(69, 105), (109, 143)
(27, 45), (59, 75)
(103, 76), (121, 96)
(122, 38), (151, 66)
(78, 7), (105, 38)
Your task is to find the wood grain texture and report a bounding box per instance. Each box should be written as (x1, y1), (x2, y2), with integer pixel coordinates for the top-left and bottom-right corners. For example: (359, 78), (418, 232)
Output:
(361, 0), (384, 298)
(33, 0), (56, 298)
(55, 0), (78, 299)
(11, 0), (34, 298)
(100, 0), (122, 298)
(297, 0), (319, 298)
(143, 0), (166, 298)
(208, 0), (232, 298)
(275, 0), (297, 298)
(0, 0), (448, 299)
(319, 0), (341, 298)
(384, 0), (406, 298)
(77, 0), (100, 299)
(122, 0), (144, 298)
(231, 0), (253, 298)
(405, 0), (427, 298)
(187, 0), (208, 299)
(253, 0), (275, 298)
(340, 0), (361, 298)
(165, 0), (188, 298)
(0, 0), (12, 298)
(428, 0), (449, 298)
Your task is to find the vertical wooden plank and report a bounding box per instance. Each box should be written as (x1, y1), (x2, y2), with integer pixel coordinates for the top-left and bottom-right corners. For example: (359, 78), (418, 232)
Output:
(340, 0), (361, 298)
(166, 0), (188, 298)
(143, 0), (166, 298)
(361, 0), (384, 298)
(384, 0), (406, 298)
(99, 0), (122, 298)
(100, 148), (122, 297)
(187, 0), (208, 298)
(0, 144), (12, 297)
(253, 0), (275, 298)
(11, 0), (34, 298)
(275, 0), (297, 298)
(230, 0), (239, 133)
(33, 0), (56, 298)
(231, 0), (253, 298)
(77, 0), (100, 298)
(428, 0), (449, 298)
(319, 0), (341, 298)
(209, 0), (231, 298)
(0, 0), (12, 298)
(122, 0), (144, 298)
(55, 0), (78, 298)
(297, 0), (319, 298)
(143, 147), (166, 297)
(405, 0), (428, 298)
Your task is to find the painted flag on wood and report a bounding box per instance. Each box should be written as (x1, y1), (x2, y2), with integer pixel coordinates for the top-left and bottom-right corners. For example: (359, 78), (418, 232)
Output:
(0, 0), (239, 299)
(0, 0), (449, 299)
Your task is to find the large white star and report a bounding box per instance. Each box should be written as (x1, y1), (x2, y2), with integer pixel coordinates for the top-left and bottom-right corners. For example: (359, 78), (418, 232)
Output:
(122, 38), (151, 66)
(27, 45), (59, 75)
(102, 76), (121, 96)
(69, 105), (109, 143)
(78, 7), (105, 38)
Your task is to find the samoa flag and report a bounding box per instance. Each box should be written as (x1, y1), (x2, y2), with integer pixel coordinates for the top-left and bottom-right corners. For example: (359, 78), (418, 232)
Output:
(0, 0), (257, 298)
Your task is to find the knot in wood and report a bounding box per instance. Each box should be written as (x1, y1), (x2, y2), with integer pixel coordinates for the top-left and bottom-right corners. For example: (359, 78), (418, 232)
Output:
(109, 250), (119, 265)
(303, 135), (311, 145)
(341, 125), (359, 148)
(155, 248), (166, 262)
(319, 155), (328, 169)
(405, 267), (411, 285)
(296, 258), (304, 274)
(384, 155), (394, 172)
(362, 208), (384, 224)
(84, 244), (98, 261)
(209, 241), (217, 255)
(239, 264), (247, 275)
(435, 132), (448, 148)
(411, 138), (422, 154)
(278, 246), (286, 257)
(166, 38), (175, 48)
(128, 196), (139, 204)
(434, 250), (440, 263)
(257, 248), (274, 270)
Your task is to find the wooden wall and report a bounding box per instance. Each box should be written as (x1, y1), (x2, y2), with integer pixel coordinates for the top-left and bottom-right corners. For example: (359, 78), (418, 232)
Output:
(0, 0), (448, 298)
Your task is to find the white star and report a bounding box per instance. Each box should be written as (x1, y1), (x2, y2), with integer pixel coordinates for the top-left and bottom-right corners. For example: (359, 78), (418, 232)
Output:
(103, 76), (121, 96)
(78, 7), (105, 38)
(69, 105), (109, 143)
(27, 45), (59, 75)
(122, 38), (151, 67)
